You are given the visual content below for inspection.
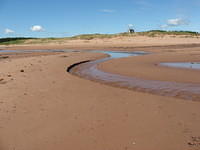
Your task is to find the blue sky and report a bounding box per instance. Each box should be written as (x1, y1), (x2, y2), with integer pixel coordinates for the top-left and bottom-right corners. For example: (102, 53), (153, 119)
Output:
(0, 0), (200, 38)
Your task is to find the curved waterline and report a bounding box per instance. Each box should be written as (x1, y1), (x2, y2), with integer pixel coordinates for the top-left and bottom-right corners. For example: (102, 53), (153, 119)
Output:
(68, 51), (200, 101)
(1, 49), (200, 101)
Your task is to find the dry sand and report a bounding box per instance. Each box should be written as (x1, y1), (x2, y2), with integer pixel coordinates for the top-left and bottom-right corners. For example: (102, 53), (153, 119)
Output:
(1, 35), (200, 52)
(0, 36), (200, 150)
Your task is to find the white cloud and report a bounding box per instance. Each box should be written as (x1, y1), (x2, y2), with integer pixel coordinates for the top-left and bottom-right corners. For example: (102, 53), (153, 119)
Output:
(167, 18), (189, 26)
(161, 18), (189, 28)
(5, 28), (15, 34)
(100, 9), (115, 13)
(30, 25), (44, 32)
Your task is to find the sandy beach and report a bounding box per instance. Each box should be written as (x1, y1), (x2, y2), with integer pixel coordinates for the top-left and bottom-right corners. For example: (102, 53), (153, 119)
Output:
(1, 36), (200, 150)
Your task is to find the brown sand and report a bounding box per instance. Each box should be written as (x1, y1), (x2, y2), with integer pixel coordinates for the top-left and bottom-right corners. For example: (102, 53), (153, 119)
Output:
(0, 36), (200, 150)
(99, 51), (200, 84)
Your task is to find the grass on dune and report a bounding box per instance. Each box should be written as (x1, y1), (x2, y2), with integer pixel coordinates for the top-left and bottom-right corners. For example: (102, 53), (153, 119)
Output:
(0, 37), (37, 45)
(138, 30), (199, 37)
(0, 37), (62, 45)
(0, 30), (199, 45)
(69, 33), (116, 40)
(69, 31), (200, 39)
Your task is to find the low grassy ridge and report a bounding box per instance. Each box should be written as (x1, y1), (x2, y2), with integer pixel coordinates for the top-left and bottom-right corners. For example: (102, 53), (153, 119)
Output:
(0, 37), (37, 45)
(138, 30), (200, 37)
(0, 30), (199, 45)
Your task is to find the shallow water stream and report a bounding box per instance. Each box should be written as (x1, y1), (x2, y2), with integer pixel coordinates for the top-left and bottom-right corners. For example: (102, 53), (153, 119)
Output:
(1, 49), (200, 101)
(69, 51), (200, 101)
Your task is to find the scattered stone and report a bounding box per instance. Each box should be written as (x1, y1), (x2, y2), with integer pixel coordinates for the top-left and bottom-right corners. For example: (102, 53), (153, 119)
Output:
(132, 142), (136, 145)
(20, 69), (25, 72)
(188, 142), (195, 146)
(7, 74), (12, 77)
(0, 56), (9, 59)
(191, 136), (200, 142)
(188, 136), (200, 147)
(0, 78), (7, 84)
(0, 79), (7, 84)
(61, 55), (68, 58)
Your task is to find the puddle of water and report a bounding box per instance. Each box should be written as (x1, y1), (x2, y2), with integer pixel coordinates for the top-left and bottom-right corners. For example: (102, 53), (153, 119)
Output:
(90, 50), (147, 59)
(161, 62), (200, 70)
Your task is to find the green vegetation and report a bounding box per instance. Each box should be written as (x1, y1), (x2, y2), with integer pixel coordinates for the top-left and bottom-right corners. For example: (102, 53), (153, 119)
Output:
(70, 33), (116, 40)
(0, 30), (199, 45)
(0, 37), (36, 45)
(69, 31), (200, 39)
(139, 30), (199, 37)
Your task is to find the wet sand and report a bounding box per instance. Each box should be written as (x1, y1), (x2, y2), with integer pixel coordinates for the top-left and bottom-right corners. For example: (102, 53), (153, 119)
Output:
(1, 36), (200, 150)
(99, 50), (200, 84)
(69, 51), (200, 101)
